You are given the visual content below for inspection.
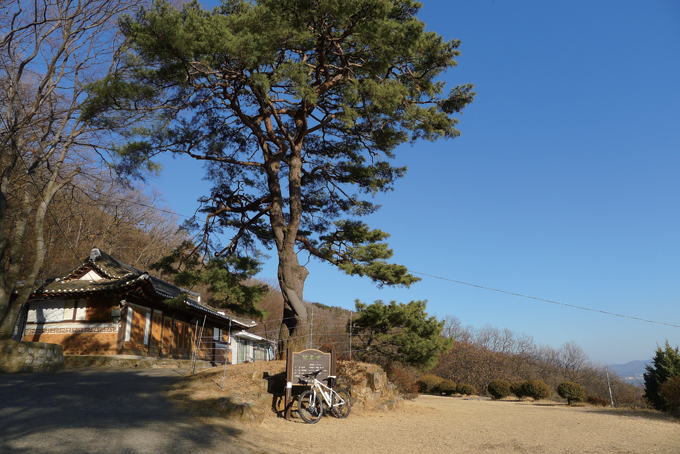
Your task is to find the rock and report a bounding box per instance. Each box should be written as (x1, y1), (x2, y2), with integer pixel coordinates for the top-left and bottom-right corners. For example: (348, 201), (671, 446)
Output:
(215, 397), (266, 424)
(382, 398), (404, 410)
(254, 392), (272, 406)
(255, 379), (269, 392)
(243, 404), (266, 424)
(368, 372), (387, 392)
(350, 398), (363, 411)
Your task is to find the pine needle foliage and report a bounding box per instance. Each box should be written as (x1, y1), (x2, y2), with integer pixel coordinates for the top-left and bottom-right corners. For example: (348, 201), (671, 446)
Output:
(85, 0), (475, 332)
(644, 341), (680, 412)
(351, 299), (453, 370)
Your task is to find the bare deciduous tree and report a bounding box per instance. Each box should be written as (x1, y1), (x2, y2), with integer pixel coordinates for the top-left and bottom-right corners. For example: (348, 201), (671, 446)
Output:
(0, 0), (135, 338)
(39, 174), (186, 278)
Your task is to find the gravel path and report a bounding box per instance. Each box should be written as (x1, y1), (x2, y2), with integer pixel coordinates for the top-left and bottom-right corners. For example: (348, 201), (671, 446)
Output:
(226, 395), (680, 454)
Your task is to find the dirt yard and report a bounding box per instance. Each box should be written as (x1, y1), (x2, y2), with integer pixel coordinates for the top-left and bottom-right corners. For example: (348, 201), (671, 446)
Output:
(214, 395), (678, 454)
(172, 364), (680, 454)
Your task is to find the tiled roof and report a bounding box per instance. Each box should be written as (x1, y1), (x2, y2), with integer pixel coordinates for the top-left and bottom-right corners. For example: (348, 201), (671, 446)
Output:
(33, 247), (254, 328)
(38, 273), (147, 295)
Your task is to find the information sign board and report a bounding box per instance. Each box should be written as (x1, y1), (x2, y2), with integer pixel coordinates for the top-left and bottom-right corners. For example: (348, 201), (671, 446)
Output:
(284, 348), (336, 419)
(291, 349), (331, 384)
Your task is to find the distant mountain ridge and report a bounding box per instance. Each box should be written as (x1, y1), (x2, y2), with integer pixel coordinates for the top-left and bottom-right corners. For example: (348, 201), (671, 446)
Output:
(608, 360), (651, 385)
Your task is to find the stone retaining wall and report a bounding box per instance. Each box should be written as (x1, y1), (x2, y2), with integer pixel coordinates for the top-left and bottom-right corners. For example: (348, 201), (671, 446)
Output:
(64, 354), (215, 370)
(0, 340), (64, 373)
(345, 363), (403, 412)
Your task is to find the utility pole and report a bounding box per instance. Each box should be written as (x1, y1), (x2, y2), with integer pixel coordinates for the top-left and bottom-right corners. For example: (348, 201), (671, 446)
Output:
(606, 368), (615, 407)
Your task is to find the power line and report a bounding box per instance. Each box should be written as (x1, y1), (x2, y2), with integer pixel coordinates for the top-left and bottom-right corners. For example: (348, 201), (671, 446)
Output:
(411, 271), (680, 329)
(58, 171), (680, 330)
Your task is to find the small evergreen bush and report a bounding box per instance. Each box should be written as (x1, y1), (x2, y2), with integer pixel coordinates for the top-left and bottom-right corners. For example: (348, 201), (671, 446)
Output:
(522, 379), (550, 401)
(586, 396), (608, 407)
(510, 381), (526, 399)
(557, 382), (586, 405)
(487, 380), (511, 400)
(416, 374), (444, 394)
(457, 383), (476, 396)
(437, 379), (457, 396)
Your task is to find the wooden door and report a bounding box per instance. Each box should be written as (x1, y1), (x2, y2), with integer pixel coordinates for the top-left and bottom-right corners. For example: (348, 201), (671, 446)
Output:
(161, 317), (172, 356)
(149, 311), (162, 355)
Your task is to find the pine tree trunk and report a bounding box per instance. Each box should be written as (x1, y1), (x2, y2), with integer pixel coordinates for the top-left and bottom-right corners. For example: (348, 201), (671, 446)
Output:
(267, 144), (310, 357)
(277, 245), (309, 357)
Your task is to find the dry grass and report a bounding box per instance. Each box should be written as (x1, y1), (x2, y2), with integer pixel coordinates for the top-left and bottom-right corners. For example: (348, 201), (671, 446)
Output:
(168, 361), (286, 416)
(169, 362), (680, 454)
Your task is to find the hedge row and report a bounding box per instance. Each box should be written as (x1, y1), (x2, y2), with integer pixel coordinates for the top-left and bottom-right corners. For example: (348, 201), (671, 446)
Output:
(416, 374), (476, 396)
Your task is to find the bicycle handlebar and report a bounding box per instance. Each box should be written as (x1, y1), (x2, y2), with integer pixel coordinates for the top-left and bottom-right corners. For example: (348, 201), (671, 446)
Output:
(301, 369), (324, 378)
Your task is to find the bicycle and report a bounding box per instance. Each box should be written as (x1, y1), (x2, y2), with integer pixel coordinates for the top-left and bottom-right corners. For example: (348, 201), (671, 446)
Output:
(297, 369), (351, 424)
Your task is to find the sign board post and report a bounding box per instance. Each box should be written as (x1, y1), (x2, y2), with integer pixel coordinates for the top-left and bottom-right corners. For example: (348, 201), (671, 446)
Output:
(284, 348), (336, 419)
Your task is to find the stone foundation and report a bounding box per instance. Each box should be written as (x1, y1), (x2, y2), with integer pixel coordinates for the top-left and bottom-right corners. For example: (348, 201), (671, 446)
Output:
(0, 340), (64, 373)
(64, 354), (215, 370)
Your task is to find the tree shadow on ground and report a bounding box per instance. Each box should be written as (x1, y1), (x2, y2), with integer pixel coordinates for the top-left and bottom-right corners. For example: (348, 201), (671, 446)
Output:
(0, 367), (248, 454)
(583, 406), (680, 423)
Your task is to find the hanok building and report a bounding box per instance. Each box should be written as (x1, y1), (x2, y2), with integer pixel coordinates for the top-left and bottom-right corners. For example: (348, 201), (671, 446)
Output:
(21, 247), (256, 362)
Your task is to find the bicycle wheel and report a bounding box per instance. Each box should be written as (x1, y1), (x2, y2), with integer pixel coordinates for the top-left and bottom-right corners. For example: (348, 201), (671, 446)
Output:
(331, 388), (351, 419)
(298, 389), (323, 423)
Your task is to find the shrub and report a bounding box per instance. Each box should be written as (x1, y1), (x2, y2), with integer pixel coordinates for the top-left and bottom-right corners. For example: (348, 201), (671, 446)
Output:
(385, 363), (419, 399)
(416, 374), (444, 394)
(457, 383), (476, 396)
(613, 381), (648, 409)
(659, 375), (680, 415)
(557, 382), (586, 405)
(587, 396), (608, 407)
(522, 380), (550, 401)
(510, 381), (526, 399)
(437, 379), (457, 396)
(644, 341), (680, 412)
(487, 380), (512, 400)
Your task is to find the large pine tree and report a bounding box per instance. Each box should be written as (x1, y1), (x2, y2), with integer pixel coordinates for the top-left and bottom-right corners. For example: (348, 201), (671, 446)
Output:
(88, 0), (474, 348)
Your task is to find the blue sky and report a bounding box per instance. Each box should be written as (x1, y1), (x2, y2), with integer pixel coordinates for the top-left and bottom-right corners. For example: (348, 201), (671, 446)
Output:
(150, 0), (680, 365)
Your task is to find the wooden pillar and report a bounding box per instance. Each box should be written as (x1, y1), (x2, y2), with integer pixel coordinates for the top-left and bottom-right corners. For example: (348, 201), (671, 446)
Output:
(285, 347), (293, 419)
(330, 348), (337, 388)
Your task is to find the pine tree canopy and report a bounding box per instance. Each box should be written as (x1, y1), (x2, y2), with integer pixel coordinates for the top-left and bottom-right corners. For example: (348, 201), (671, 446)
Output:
(87, 0), (474, 318)
(351, 299), (453, 369)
